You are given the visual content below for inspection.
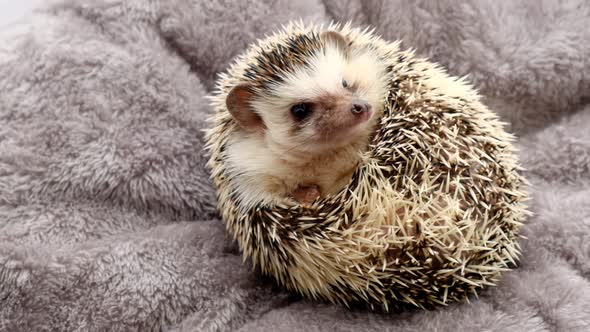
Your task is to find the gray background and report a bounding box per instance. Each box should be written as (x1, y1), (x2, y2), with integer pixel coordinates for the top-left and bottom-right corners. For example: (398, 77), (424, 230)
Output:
(0, 0), (39, 27)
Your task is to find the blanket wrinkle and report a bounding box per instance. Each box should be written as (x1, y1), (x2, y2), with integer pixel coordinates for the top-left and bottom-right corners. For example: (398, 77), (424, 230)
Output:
(1, 0), (590, 331)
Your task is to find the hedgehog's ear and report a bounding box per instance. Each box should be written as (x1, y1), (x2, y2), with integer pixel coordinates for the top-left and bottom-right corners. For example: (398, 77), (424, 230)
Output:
(226, 84), (264, 132)
(320, 31), (349, 54)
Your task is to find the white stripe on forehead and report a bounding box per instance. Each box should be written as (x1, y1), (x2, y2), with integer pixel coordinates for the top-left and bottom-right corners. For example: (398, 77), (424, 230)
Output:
(265, 44), (388, 105)
(269, 45), (347, 101)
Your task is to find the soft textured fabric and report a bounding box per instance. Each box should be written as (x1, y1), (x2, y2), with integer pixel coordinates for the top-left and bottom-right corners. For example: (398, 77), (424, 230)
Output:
(0, 1), (588, 331)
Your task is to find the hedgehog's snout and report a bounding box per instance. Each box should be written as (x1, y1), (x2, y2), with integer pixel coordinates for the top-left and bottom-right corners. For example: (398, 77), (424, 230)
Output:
(351, 100), (372, 121)
(351, 100), (370, 114)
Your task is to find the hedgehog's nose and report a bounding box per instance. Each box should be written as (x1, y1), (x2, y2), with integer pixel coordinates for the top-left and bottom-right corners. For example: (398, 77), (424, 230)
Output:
(351, 100), (371, 115)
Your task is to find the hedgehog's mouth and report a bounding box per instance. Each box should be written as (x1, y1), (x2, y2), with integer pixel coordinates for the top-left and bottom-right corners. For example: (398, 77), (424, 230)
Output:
(314, 108), (374, 146)
(302, 112), (374, 153)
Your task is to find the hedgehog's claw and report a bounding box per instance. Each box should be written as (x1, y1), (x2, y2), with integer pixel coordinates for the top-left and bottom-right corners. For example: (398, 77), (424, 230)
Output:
(292, 184), (321, 206)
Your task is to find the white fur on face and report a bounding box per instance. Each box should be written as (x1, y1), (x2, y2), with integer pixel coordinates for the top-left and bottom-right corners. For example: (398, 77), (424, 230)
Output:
(251, 43), (390, 152)
(224, 41), (390, 209)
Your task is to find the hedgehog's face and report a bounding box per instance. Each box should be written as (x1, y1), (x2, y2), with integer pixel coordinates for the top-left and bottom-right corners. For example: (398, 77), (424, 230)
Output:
(226, 31), (389, 154)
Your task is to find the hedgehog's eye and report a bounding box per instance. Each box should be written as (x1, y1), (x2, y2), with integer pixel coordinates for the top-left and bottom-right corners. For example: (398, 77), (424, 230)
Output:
(291, 103), (312, 121)
(342, 79), (348, 88)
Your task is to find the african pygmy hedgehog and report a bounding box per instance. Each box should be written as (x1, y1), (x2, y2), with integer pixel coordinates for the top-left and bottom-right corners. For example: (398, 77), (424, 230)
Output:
(206, 21), (529, 311)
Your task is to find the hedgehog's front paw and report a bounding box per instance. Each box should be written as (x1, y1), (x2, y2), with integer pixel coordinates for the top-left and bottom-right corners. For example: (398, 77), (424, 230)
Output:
(292, 185), (321, 206)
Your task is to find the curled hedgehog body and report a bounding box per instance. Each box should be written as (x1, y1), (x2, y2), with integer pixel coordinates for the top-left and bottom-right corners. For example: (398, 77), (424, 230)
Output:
(206, 22), (528, 311)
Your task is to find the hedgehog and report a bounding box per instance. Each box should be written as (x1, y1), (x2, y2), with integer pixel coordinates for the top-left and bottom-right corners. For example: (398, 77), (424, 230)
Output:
(206, 21), (529, 311)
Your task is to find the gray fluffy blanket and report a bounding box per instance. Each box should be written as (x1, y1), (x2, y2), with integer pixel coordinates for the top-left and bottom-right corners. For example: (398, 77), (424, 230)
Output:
(1, 1), (589, 331)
